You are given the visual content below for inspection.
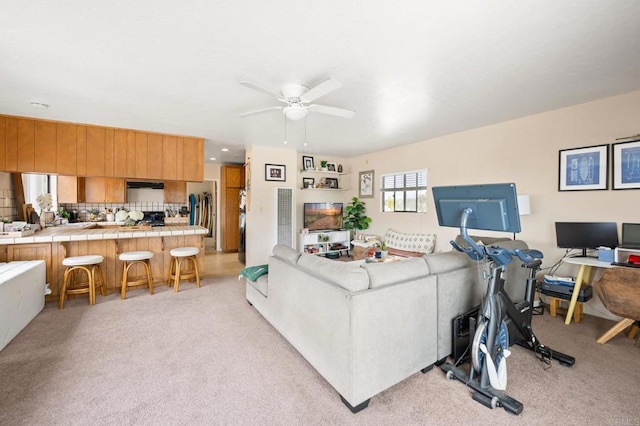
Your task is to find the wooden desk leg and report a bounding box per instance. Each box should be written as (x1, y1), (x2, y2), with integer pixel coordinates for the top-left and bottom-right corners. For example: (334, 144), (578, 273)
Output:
(565, 264), (590, 325)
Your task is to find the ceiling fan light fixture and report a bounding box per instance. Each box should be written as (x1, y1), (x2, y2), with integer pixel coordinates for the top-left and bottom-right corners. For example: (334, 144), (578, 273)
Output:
(283, 104), (308, 121)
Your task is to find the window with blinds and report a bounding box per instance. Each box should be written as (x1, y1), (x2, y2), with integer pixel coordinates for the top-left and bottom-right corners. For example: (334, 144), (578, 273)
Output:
(381, 170), (428, 212)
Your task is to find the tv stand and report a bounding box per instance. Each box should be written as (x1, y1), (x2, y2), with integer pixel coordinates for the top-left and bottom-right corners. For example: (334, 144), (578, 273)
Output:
(299, 230), (350, 257)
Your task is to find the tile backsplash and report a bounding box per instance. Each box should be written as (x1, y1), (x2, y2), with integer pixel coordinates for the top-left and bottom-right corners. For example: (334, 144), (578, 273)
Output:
(59, 202), (188, 221)
(0, 189), (18, 221)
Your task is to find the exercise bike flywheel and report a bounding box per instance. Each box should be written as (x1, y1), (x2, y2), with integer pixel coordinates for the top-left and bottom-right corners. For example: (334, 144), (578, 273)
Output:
(471, 320), (510, 373)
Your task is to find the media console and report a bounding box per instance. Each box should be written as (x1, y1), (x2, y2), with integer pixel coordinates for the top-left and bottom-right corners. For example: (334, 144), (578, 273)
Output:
(299, 230), (350, 257)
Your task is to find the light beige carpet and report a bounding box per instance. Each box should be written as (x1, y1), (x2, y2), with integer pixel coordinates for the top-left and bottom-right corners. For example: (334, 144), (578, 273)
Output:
(1, 275), (638, 425)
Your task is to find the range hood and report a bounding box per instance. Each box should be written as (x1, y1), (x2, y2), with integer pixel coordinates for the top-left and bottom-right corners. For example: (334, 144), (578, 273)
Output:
(127, 181), (164, 189)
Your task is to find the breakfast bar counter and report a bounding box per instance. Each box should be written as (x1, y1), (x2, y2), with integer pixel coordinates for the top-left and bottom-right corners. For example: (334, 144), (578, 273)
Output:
(0, 224), (208, 301)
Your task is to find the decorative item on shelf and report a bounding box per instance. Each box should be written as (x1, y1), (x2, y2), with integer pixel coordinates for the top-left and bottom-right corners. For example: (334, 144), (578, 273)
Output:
(265, 163), (286, 181)
(320, 160), (328, 171)
(36, 193), (54, 227)
(337, 164), (343, 173)
(380, 241), (388, 258)
(303, 177), (314, 189)
(325, 177), (339, 189)
(326, 162), (337, 172)
(303, 155), (315, 171)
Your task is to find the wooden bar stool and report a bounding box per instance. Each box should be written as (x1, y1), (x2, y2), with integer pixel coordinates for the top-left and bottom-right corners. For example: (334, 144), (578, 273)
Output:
(167, 247), (200, 292)
(120, 251), (155, 299)
(59, 255), (106, 309)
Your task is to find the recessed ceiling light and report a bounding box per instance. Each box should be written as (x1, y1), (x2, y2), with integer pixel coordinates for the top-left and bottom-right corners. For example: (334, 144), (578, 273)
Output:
(221, 148), (229, 152)
(209, 157), (216, 161)
(30, 102), (50, 109)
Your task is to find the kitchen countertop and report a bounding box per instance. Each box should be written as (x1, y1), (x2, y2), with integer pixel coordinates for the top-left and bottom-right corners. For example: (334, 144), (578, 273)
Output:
(0, 224), (208, 245)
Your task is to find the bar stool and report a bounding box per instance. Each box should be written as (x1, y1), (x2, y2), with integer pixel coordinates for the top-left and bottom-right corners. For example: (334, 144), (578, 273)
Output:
(59, 255), (106, 309)
(167, 247), (200, 292)
(120, 251), (155, 299)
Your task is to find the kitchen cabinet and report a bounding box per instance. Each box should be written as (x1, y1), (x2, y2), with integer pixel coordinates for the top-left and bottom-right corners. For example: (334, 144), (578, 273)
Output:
(0, 116), (6, 170)
(56, 123), (77, 175)
(220, 165), (244, 252)
(85, 177), (126, 203)
(35, 121), (57, 173)
(146, 133), (163, 179)
(0, 115), (204, 180)
(57, 175), (86, 203)
(86, 126), (106, 176)
(17, 118), (35, 172)
(164, 181), (186, 203)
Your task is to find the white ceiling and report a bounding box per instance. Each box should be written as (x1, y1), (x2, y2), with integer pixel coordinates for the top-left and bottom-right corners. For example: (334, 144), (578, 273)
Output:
(2, 1), (640, 165)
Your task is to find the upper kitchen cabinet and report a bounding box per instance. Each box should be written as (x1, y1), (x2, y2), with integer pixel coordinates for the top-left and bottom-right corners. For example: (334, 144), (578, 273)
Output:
(135, 132), (148, 179)
(181, 137), (204, 182)
(0, 116), (6, 170)
(35, 121), (57, 173)
(56, 123), (77, 175)
(146, 133), (163, 179)
(86, 126), (106, 176)
(164, 181), (187, 203)
(85, 177), (126, 203)
(16, 119), (35, 172)
(57, 175), (86, 203)
(162, 135), (178, 180)
(113, 129), (129, 177)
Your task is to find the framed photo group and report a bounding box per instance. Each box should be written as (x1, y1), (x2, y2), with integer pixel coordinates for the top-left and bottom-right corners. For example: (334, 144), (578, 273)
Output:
(559, 140), (640, 191)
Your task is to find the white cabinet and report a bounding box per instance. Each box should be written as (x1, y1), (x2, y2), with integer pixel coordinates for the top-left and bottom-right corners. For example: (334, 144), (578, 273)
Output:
(614, 247), (640, 263)
(300, 169), (349, 191)
(299, 230), (350, 256)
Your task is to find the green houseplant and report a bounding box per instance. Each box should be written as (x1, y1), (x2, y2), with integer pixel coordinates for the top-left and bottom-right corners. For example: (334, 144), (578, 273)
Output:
(343, 197), (372, 231)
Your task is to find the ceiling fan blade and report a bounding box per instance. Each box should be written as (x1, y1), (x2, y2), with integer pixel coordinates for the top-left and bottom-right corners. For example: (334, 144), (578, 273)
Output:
(309, 104), (355, 118)
(300, 78), (342, 103)
(239, 81), (282, 98)
(238, 106), (282, 118)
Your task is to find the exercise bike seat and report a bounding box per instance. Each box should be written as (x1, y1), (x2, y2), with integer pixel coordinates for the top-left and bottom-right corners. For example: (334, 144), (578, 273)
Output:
(513, 249), (543, 261)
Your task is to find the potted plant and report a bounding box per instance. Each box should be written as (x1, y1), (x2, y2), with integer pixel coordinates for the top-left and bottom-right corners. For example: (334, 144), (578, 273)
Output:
(343, 197), (372, 232)
(320, 160), (328, 171)
(380, 241), (388, 259)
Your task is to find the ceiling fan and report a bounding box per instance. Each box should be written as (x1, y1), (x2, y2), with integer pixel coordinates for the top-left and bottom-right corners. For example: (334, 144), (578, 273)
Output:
(238, 78), (355, 121)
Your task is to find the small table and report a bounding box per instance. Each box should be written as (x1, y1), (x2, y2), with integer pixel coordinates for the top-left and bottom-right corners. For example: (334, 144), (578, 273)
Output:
(561, 257), (614, 325)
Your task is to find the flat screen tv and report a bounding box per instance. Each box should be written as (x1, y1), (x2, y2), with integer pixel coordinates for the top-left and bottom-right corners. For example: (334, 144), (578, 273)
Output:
(555, 222), (618, 257)
(304, 202), (343, 231)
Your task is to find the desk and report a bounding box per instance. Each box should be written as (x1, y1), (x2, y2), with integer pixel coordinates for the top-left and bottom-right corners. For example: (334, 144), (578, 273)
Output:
(561, 257), (614, 325)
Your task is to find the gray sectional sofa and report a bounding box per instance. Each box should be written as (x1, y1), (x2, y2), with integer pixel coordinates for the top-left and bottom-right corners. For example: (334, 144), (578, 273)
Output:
(245, 239), (529, 412)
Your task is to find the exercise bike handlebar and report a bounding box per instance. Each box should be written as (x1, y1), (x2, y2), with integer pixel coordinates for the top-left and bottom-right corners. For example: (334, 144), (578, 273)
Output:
(450, 207), (543, 267)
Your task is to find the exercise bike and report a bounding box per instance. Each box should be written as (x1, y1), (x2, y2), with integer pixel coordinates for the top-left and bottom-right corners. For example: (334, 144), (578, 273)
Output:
(440, 206), (575, 414)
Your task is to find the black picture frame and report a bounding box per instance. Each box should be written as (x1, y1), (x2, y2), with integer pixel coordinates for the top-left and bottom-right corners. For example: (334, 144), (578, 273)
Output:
(265, 164), (286, 181)
(612, 140), (640, 190)
(558, 144), (608, 191)
(325, 177), (339, 189)
(359, 170), (374, 198)
(326, 162), (337, 172)
(302, 155), (315, 171)
(302, 177), (314, 189)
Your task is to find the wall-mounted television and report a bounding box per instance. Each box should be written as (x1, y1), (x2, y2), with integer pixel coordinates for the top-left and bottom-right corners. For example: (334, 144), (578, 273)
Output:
(304, 202), (343, 231)
(555, 222), (618, 257)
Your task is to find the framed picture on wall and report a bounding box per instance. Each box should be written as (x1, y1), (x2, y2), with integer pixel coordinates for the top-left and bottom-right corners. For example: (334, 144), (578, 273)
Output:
(558, 144), (608, 191)
(359, 170), (374, 198)
(265, 164), (286, 182)
(612, 139), (640, 190)
(302, 177), (315, 189)
(302, 156), (315, 171)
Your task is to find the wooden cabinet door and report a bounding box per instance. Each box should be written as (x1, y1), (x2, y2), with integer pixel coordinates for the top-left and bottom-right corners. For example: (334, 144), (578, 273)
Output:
(76, 125), (87, 176)
(113, 129), (128, 177)
(0, 116), (5, 171)
(56, 123), (77, 175)
(221, 187), (240, 252)
(34, 120), (57, 173)
(104, 128), (115, 177)
(17, 118), (35, 172)
(175, 137), (185, 180)
(162, 135), (177, 180)
(125, 130), (136, 178)
(86, 126), (106, 176)
(85, 177), (106, 202)
(57, 176), (85, 203)
(222, 165), (244, 188)
(104, 178), (125, 202)
(146, 133), (163, 179)
(135, 132), (148, 178)
(164, 181), (186, 203)
(4, 117), (18, 171)
(182, 137), (203, 182)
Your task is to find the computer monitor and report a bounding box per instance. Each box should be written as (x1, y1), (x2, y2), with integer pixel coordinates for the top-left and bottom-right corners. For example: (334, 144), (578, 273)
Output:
(432, 183), (521, 233)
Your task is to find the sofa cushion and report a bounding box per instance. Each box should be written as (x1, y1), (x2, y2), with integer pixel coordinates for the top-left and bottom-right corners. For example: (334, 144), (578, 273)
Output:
(272, 244), (301, 266)
(423, 251), (471, 275)
(361, 257), (430, 288)
(247, 274), (268, 297)
(239, 264), (268, 282)
(384, 229), (436, 254)
(297, 254), (370, 292)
